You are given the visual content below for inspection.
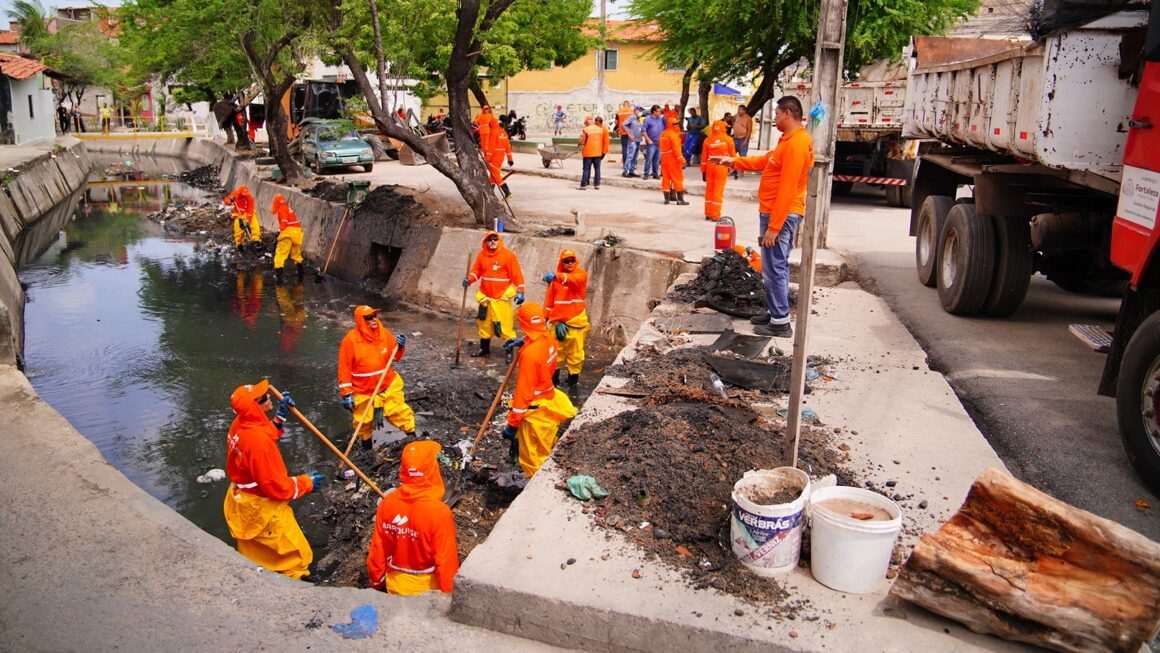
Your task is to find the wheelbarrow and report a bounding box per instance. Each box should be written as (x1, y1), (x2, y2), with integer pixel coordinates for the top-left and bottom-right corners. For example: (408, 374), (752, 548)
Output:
(538, 143), (579, 169)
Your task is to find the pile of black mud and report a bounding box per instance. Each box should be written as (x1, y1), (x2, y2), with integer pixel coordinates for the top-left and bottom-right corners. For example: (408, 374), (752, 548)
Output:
(176, 164), (225, 193)
(606, 345), (798, 403)
(354, 184), (428, 223)
(145, 201), (275, 268)
(304, 180), (349, 204)
(669, 249), (769, 318)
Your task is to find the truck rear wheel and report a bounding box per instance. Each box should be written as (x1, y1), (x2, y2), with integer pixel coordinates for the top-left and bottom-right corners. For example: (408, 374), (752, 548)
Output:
(915, 195), (953, 287)
(1116, 312), (1160, 496)
(937, 203), (995, 315)
(983, 216), (1032, 317)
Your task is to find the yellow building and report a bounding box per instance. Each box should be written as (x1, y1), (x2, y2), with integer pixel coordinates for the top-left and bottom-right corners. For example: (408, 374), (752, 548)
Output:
(506, 20), (685, 134)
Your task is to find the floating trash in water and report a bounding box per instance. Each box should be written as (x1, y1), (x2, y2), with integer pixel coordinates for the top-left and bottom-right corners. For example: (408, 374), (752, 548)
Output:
(331, 603), (377, 640)
(195, 468), (226, 484)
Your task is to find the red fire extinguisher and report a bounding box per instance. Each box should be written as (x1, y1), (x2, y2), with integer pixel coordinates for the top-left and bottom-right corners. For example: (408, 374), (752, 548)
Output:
(714, 216), (736, 251)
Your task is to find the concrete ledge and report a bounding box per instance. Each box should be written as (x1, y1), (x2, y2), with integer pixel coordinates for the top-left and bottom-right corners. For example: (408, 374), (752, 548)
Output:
(450, 280), (1027, 652)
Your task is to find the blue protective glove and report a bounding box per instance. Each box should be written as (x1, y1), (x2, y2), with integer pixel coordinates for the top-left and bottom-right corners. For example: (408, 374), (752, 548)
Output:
(542, 272), (556, 284)
(462, 276), (471, 288)
(501, 424), (517, 441)
(514, 291), (525, 305)
(275, 391), (295, 422)
(395, 333), (406, 348)
(502, 336), (524, 353)
(341, 393), (354, 412)
(554, 322), (568, 341)
(307, 470), (327, 489)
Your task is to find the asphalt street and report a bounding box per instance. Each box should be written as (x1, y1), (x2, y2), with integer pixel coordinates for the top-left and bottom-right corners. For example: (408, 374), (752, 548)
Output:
(827, 189), (1159, 539)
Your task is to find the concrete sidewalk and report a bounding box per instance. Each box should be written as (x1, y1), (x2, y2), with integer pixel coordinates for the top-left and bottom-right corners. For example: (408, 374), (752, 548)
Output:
(450, 278), (1028, 653)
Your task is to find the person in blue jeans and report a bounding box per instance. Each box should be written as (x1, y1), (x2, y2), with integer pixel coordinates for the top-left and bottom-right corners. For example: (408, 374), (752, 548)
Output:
(642, 105), (665, 180)
(682, 107), (707, 165)
(622, 107), (643, 177)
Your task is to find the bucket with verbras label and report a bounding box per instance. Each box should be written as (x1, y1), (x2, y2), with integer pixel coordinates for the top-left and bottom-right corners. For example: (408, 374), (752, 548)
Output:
(730, 467), (811, 577)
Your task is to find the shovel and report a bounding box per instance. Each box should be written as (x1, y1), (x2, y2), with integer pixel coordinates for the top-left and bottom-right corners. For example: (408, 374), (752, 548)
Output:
(459, 354), (519, 473)
(452, 251), (472, 368)
(315, 205), (352, 283)
(338, 344), (398, 476)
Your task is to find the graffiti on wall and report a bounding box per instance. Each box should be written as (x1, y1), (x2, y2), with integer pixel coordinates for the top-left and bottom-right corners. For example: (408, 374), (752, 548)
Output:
(508, 92), (681, 132)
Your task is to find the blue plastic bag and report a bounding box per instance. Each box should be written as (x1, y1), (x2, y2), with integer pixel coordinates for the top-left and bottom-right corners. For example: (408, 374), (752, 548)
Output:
(331, 603), (378, 640)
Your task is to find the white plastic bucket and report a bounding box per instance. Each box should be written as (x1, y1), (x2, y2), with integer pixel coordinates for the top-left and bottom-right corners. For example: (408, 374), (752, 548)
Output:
(808, 486), (903, 593)
(730, 467), (811, 576)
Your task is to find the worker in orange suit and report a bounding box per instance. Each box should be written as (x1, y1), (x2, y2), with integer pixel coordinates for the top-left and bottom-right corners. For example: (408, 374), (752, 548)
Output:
(500, 303), (578, 478)
(659, 116), (689, 206)
(463, 231), (525, 358)
(578, 115), (610, 189)
(223, 379), (325, 580)
(224, 185), (261, 251)
(489, 126), (514, 198)
(232, 270), (263, 330)
(473, 105), (499, 160)
(543, 249), (588, 398)
(700, 120), (736, 221)
(271, 194), (304, 281)
(662, 103), (678, 125)
(367, 440), (459, 595)
(338, 305), (415, 452)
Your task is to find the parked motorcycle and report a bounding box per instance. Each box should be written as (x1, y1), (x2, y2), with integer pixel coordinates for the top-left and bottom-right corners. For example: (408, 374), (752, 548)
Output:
(506, 116), (527, 141)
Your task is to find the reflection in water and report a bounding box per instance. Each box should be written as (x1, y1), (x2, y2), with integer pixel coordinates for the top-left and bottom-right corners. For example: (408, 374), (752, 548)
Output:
(276, 282), (307, 353)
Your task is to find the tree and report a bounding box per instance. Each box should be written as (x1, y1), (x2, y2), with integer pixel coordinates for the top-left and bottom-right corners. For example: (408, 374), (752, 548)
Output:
(6, 0), (48, 46)
(631, 0), (977, 114)
(327, 0), (592, 226)
(23, 18), (130, 114)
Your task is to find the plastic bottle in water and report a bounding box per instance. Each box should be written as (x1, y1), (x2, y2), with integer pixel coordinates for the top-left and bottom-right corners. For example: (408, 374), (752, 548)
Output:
(709, 373), (728, 399)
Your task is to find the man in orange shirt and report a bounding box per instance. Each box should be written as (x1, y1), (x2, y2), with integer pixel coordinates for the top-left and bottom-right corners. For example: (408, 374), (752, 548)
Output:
(578, 115), (610, 190)
(543, 249), (588, 398)
(489, 127), (514, 198)
(700, 120), (736, 221)
(271, 194), (304, 281)
(338, 305), (414, 452)
(659, 116), (689, 205)
(463, 231), (525, 358)
(367, 440), (459, 595)
(222, 379), (324, 580)
(715, 96), (813, 338)
(500, 303), (578, 477)
(224, 185), (261, 252)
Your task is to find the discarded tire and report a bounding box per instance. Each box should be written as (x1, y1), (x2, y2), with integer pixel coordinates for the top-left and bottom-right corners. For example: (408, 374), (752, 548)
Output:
(983, 215), (1032, 317)
(937, 202), (995, 315)
(1117, 312), (1160, 496)
(915, 195), (953, 288)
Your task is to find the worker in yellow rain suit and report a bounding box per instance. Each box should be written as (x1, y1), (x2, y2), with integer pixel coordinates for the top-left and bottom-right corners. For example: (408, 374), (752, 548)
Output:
(224, 185), (261, 252)
(223, 379), (325, 580)
(271, 194), (304, 282)
(543, 248), (589, 399)
(500, 302), (578, 477)
(463, 231), (525, 359)
(337, 305), (415, 451)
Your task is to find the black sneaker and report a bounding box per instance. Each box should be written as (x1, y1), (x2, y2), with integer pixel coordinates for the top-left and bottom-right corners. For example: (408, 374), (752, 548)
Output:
(749, 313), (771, 325)
(755, 323), (792, 338)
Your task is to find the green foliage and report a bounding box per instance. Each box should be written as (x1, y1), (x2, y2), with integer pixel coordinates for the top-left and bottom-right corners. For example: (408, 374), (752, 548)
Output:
(7, 0), (48, 43)
(26, 19), (138, 102)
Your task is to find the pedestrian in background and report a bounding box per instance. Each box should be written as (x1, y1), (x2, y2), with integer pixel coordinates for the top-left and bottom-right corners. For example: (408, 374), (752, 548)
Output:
(579, 115), (609, 190)
(56, 104), (70, 133)
(553, 105), (566, 135)
(714, 96), (813, 338)
(99, 103), (112, 134)
(621, 106), (643, 177)
(683, 107), (707, 166)
(643, 105), (665, 180)
(732, 105), (753, 178)
(616, 100), (633, 161)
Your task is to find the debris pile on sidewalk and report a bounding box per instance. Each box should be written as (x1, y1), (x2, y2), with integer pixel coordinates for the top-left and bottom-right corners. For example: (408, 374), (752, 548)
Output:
(304, 180), (349, 203)
(354, 184), (428, 222)
(606, 345), (799, 402)
(669, 249), (769, 318)
(555, 392), (852, 608)
(176, 164), (224, 192)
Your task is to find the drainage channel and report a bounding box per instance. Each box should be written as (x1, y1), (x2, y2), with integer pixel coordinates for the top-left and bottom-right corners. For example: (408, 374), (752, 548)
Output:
(17, 163), (616, 585)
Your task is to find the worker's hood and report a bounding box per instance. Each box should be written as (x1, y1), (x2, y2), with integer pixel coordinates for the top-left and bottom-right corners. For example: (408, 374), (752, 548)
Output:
(398, 440), (445, 502)
(479, 230), (506, 256)
(710, 120), (728, 136)
(353, 305), (386, 344)
(517, 302), (548, 336)
(555, 248), (579, 274)
(666, 116), (680, 129)
(272, 194), (287, 215)
(229, 379), (275, 438)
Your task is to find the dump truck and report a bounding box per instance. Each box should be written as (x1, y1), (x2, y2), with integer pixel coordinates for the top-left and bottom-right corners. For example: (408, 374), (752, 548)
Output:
(902, 2), (1160, 492)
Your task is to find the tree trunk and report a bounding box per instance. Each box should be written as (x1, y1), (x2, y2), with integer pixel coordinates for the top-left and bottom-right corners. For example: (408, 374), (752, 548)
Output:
(890, 468), (1160, 653)
(367, 0), (390, 116)
(263, 78), (300, 182)
(469, 78), (489, 109)
(677, 61), (698, 117)
(746, 72), (779, 118)
(697, 79), (712, 121)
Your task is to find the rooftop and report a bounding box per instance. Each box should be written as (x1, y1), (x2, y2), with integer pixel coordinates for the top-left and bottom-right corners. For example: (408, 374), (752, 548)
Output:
(0, 52), (47, 80)
(582, 19), (663, 43)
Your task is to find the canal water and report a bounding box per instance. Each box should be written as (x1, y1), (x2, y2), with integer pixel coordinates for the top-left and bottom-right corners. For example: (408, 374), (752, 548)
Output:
(18, 174), (614, 563)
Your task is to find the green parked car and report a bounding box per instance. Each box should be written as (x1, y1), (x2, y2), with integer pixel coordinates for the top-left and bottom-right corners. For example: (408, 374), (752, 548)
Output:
(299, 119), (375, 174)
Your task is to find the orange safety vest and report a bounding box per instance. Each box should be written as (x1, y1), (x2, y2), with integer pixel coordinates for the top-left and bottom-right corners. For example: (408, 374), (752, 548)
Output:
(272, 195), (301, 230)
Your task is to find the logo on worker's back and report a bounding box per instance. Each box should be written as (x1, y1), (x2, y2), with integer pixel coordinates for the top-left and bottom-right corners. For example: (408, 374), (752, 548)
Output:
(392, 514), (409, 526)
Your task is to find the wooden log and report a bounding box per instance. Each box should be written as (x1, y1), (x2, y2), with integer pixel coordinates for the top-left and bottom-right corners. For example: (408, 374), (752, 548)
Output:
(890, 468), (1160, 653)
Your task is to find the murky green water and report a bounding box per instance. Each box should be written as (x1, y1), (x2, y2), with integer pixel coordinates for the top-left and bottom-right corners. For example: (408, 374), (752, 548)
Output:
(18, 181), (494, 552)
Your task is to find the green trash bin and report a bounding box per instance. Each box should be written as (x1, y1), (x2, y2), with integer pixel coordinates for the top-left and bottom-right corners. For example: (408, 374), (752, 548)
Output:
(346, 180), (370, 207)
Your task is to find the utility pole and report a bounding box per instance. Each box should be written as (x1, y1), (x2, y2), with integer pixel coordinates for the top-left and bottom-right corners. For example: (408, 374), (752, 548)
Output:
(789, 0), (847, 468)
(596, 0), (608, 118)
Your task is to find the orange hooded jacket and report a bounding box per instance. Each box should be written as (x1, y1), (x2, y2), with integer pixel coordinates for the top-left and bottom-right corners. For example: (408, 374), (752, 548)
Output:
(734, 125), (814, 232)
(544, 249), (587, 323)
(337, 305), (405, 397)
(701, 121), (736, 220)
(467, 231), (525, 299)
(367, 440), (459, 592)
(508, 303), (557, 428)
(225, 379), (314, 501)
(473, 108), (499, 156)
(224, 186), (255, 216)
(272, 194), (301, 230)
